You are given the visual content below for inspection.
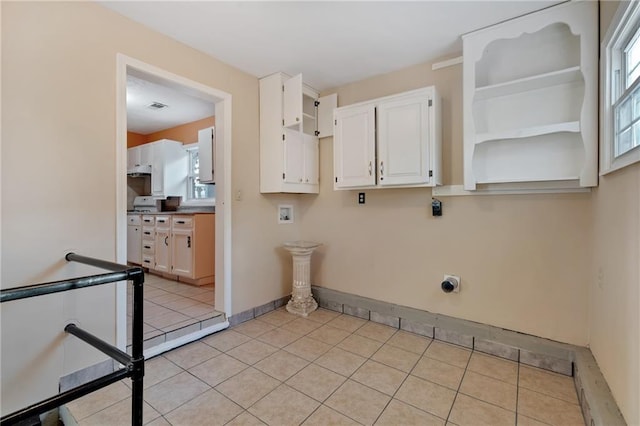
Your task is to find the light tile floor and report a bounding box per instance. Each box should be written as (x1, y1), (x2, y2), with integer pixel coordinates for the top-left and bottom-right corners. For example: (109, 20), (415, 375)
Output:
(127, 273), (217, 345)
(71, 308), (585, 426)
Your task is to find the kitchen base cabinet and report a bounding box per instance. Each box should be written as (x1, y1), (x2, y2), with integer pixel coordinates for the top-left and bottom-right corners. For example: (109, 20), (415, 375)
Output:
(141, 213), (215, 285)
(141, 216), (155, 270)
(171, 215), (215, 285)
(127, 214), (142, 265)
(153, 215), (171, 273)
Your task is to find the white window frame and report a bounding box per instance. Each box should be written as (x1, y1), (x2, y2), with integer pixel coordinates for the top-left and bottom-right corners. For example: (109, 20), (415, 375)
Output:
(601, 0), (640, 175)
(183, 143), (215, 206)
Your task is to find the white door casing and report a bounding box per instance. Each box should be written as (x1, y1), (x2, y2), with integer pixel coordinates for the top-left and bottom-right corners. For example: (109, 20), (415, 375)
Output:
(115, 54), (233, 350)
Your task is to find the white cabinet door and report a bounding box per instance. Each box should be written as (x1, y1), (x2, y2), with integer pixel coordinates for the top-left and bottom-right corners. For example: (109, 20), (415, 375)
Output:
(127, 224), (142, 265)
(139, 143), (152, 166)
(151, 143), (165, 196)
(171, 228), (193, 277)
(154, 216), (171, 273)
(283, 128), (304, 184)
(198, 127), (215, 183)
(377, 96), (430, 186)
(283, 74), (303, 128)
(317, 93), (338, 138)
(127, 146), (140, 171)
(334, 104), (376, 188)
(304, 135), (319, 185)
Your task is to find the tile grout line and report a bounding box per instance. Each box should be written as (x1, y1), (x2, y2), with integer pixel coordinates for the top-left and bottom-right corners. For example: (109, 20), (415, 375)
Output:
(370, 331), (435, 424)
(445, 337), (474, 424)
(515, 355), (520, 425)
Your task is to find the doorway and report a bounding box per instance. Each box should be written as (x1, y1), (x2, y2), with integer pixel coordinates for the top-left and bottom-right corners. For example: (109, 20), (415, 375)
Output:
(115, 54), (233, 356)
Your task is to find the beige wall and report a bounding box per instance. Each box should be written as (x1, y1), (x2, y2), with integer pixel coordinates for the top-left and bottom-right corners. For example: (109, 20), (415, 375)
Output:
(298, 60), (592, 347)
(0, 1), (298, 413)
(589, 2), (640, 425)
(2, 0), (636, 421)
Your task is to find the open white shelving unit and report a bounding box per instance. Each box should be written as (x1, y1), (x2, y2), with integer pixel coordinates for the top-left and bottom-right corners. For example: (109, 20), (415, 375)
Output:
(462, 0), (598, 192)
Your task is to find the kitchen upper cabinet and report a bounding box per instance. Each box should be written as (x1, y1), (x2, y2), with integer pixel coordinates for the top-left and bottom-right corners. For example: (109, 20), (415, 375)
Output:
(127, 140), (188, 197)
(462, 0), (597, 191)
(333, 86), (441, 190)
(259, 72), (337, 194)
(197, 127), (215, 184)
(127, 144), (152, 173)
(150, 139), (189, 198)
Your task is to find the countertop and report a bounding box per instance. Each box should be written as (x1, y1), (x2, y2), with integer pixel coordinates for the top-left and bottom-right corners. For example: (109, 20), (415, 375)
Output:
(127, 208), (215, 215)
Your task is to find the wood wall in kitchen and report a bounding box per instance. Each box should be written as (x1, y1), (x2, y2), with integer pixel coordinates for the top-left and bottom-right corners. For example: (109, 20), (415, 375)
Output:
(127, 115), (215, 147)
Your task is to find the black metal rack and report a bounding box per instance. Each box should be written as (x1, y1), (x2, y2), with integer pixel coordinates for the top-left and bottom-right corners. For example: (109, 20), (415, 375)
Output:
(0, 253), (145, 426)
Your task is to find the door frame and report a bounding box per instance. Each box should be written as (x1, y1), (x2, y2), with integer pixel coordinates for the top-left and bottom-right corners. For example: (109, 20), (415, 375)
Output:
(115, 54), (233, 350)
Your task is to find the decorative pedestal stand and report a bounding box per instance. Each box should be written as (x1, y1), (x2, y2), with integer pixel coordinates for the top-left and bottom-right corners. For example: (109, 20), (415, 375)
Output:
(283, 241), (321, 317)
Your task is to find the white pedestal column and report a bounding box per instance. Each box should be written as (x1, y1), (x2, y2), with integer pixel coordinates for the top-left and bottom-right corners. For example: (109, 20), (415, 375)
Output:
(283, 241), (321, 317)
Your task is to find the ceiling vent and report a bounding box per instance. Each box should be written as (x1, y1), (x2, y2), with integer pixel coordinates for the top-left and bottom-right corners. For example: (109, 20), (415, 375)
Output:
(147, 101), (168, 110)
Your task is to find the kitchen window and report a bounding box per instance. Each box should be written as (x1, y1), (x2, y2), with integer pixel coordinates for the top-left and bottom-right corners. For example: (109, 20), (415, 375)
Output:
(185, 145), (215, 202)
(601, 0), (640, 174)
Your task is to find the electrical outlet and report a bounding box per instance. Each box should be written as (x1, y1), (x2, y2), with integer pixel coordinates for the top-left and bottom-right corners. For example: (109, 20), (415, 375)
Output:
(235, 190), (242, 201)
(358, 192), (365, 204)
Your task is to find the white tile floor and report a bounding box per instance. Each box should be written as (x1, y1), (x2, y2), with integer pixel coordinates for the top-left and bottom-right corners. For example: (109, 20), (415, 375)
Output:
(69, 307), (585, 426)
(127, 273), (219, 345)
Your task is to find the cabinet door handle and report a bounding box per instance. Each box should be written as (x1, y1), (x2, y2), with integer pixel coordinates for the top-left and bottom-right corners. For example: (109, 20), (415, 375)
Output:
(144, 245), (151, 249)
(299, 178), (303, 183)
(164, 236), (169, 246)
(187, 236), (191, 248)
(368, 161), (372, 176)
(177, 220), (185, 224)
(296, 117), (300, 122)
(380, 161), (384, 176)
(144, 231), (151, 235)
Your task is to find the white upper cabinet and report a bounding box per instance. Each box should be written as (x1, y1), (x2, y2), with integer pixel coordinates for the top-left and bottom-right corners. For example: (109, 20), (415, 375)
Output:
(377, 95), (431, 186)
(334, 104), (376, 188)
(197, 127), (215, 184)
(462, 0), (598, 191)
(150, 139), (189, 198)
(260, 72), (337, 194)
(283, 73), (303, 128)
(333, 86), (441, 190)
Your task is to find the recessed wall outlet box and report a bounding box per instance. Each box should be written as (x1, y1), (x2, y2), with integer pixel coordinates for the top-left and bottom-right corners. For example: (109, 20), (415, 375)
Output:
(278, 204), (294, 224)
(442, 275), (460, 293)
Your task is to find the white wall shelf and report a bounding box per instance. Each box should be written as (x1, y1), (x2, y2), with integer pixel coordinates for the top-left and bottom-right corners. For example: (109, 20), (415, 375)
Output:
(474, 66), (582, 101)
(475, 121), (580, 145)
(462, 1), (598, 191)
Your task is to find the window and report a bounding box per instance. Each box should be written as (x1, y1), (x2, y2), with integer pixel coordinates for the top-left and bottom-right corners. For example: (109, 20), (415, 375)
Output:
(601, 1), (640, 173)
(185, 145), (215, 202)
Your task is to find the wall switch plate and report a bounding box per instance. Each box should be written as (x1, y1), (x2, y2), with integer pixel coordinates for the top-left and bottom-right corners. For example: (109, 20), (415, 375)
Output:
(358, 193), (365, 204)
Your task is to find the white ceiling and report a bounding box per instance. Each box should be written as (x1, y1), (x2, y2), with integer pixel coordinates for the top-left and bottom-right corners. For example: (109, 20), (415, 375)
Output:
(127, 74), (215, 134)
(102, 0), (563, 92)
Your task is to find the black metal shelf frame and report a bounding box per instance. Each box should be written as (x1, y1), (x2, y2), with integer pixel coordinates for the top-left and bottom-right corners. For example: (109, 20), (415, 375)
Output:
(0, 253), (145, 426)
